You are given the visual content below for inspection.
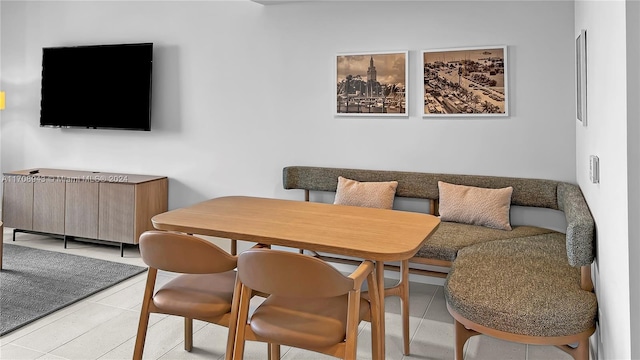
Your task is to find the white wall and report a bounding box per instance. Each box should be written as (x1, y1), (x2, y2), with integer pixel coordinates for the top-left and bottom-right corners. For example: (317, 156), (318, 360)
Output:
(0, 1), (3, 184)
(575, 1), (634, 359)
(0, 0), (576, 212)
(626, 1), (640, 358)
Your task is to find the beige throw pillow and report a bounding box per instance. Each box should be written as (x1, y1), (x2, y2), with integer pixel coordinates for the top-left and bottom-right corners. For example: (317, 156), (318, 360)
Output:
(438, 181), (513, 230)
(334, 176), (398, 209)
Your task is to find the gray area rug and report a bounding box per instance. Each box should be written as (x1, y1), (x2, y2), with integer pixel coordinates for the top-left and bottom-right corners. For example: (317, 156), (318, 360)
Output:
(0, 243), (146, 336)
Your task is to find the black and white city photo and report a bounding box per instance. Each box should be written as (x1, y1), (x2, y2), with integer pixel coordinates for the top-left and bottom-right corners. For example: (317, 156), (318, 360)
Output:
(336, 51), (408, 116)
(423, 46), (508, 117)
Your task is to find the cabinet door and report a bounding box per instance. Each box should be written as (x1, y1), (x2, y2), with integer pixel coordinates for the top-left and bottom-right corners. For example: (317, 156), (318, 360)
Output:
(33, 181), (65, 234)
(99, 183), (135, 243)
(133, 178), (168, 244)
(2, 180), (34, 230)
(65, 182), (99, 239)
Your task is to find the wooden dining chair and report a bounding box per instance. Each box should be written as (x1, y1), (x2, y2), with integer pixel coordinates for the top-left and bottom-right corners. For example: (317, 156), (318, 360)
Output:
(296, 176), (414, 355)
(133, 231), (239, 359)
(226, 248), (381, 360)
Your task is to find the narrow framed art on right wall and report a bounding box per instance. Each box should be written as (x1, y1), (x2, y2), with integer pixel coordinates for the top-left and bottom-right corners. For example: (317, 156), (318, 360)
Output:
(576, 29), (587, 126)
(422, 45), (508, 117)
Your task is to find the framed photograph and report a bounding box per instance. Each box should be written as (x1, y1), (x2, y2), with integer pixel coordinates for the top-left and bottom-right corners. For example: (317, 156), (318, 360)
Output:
(422, 46), (508, 117)
(576, 29), (587, 126)
(336, 51), (408, 117)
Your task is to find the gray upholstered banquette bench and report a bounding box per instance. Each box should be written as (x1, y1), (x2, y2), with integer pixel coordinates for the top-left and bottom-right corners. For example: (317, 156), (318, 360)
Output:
(282, 166), (597, 359)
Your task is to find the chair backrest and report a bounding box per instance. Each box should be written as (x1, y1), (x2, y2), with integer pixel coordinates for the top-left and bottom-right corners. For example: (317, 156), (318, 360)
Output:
(139, 231), (237, 274)
(237, 249), (354, 298)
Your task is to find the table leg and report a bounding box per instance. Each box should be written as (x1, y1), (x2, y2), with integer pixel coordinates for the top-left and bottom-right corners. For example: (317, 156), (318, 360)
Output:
(375, 261), (385, 359)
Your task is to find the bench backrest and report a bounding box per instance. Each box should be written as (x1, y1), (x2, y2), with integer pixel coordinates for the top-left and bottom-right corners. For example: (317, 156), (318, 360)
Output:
(283, 166), (595, 267)
(283, 166), (560, 208)
(558, 182), (595, 267)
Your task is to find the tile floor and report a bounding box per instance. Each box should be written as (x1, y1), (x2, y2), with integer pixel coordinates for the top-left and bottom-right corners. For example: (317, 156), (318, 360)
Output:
(0, 228), (572, 360)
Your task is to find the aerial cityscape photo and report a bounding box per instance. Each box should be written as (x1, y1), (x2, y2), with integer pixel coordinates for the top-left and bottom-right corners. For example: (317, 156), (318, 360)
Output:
(423, 47), (507, 116)
(336, 52), (407, 115)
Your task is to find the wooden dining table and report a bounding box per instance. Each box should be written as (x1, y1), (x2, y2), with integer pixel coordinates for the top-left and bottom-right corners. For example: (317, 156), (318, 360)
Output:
(151, 195), (440, 359)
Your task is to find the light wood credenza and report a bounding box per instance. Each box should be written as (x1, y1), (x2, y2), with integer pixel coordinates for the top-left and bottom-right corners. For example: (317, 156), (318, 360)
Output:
(2, 168), (168, 256)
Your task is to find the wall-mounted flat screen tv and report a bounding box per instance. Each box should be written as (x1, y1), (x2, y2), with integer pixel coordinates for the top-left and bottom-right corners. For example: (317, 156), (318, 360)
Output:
(40, 42), (153, 131)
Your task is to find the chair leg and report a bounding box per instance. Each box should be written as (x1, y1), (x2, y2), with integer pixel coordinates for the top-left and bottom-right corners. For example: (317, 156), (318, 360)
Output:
(184, 317), (193, 351)
(268, 343), (281, 359)
(232, 284), (253, 360)
(366, 272), (381, 360)
(133, 268), (157, 360)
(225, 278), (244, 360)
(133, 308), (151, 360)
(344, 290), (361, 360)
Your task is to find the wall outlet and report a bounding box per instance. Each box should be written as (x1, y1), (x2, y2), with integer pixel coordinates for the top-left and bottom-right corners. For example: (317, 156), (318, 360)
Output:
(590, 155), (599, 184)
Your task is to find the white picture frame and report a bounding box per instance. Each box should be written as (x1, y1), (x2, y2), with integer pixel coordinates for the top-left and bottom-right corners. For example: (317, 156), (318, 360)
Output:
(422, 45), (508, 117)
(335, 51), (408, 117)
(576, 29), (587, 126)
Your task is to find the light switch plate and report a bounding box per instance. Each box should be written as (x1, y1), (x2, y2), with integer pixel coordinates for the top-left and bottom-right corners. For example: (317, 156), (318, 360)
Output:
(590, 155), (599, 184)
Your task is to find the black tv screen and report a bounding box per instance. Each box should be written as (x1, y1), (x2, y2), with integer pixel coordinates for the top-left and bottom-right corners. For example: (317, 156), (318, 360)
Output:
(40, 43), (153, 131)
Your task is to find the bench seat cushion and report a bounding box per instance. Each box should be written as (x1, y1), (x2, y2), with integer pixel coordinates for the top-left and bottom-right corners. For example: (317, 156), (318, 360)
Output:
(444, 234), (597, 337)
(415, 221), (557, 262)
